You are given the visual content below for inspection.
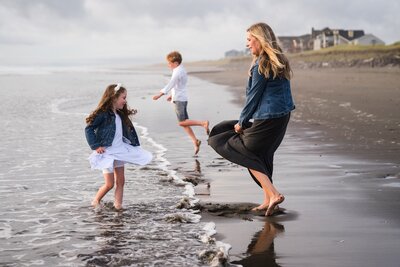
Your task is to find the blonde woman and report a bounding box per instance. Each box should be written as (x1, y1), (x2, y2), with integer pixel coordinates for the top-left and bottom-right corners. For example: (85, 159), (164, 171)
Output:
(208, 22), (295, 216)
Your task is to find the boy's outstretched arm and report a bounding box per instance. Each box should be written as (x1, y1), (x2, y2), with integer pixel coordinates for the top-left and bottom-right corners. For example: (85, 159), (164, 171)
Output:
(152, 92), (164, 100)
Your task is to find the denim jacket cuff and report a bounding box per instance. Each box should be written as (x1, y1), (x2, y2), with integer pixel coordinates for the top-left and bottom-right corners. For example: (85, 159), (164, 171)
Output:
(90, 142), (100, 150)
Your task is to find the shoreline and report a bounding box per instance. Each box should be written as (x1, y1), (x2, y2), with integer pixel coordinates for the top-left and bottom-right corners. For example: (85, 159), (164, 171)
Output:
(186, 63), (400, 266)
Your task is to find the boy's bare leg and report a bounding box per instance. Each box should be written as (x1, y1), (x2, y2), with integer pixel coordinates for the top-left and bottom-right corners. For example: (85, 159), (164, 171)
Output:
(92, 173), (114, 207)
(179, 120), (210, 135)
(249, 169), (285, 216)
(181, 126), (201, 154)
(181, 125), (197, 143)
(114, 167), (125, 210)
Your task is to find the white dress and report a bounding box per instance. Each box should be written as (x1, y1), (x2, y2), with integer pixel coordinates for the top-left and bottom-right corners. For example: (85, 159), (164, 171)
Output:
(88, 113), (152, 170)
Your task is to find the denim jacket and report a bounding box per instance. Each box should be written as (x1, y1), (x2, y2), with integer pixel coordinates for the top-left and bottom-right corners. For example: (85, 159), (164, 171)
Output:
(85, 110), (140, 150)
(238, 60), (295, 127)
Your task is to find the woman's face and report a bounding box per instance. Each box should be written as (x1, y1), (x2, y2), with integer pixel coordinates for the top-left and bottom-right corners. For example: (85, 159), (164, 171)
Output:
(246, 32), (261, 56)
(114, 91), (127, 110)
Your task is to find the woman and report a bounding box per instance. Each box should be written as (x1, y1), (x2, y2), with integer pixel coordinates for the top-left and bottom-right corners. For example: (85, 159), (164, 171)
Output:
(208, 22), (295, 216)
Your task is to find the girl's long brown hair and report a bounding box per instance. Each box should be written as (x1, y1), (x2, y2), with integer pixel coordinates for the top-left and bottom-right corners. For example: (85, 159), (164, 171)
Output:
(247, 22), (292, 80)
(86, 84), (137, 127)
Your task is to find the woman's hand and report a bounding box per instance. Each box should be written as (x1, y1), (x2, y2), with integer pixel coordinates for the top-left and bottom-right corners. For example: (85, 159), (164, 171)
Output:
(166, 95), (172, 102)
(234, 123), (243, 134)
(95, 147), (106, 154)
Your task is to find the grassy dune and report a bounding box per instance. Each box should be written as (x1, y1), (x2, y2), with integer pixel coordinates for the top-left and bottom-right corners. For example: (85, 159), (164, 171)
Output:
(187, 43), (400, 69)
(288, 43), (400, 68)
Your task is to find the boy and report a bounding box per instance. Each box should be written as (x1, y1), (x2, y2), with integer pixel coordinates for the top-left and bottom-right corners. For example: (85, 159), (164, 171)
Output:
(153, 51), (209, 155)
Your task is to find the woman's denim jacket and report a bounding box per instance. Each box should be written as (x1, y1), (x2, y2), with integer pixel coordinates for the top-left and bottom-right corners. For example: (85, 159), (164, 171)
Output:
(238, 59), (295, 127)
(85, 110), (140, 150)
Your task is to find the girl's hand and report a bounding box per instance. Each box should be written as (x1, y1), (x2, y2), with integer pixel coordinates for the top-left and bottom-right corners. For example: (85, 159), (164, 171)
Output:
(166, 95), (172, 102)
(95, 147), (105, 154)
(234, 123), (243, 134)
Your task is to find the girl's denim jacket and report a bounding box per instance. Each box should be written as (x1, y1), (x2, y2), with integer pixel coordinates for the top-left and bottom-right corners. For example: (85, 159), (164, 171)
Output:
(238, 60), (295, 127)
(85, 110), (140, 150)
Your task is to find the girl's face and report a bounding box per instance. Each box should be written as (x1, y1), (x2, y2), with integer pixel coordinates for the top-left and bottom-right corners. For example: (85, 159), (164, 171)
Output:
(246, 32), (261, 56)
(113, 91), (127, 110)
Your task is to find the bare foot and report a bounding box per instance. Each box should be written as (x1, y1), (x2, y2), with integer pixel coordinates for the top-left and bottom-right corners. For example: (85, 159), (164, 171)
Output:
(266, 194), (285, 216)
(114, 204), (123, 211)
(91, 199), (100, 208)
(194, 139), (201, 155)
(251, 202), (269, 211)
(204, 121), (210, 135)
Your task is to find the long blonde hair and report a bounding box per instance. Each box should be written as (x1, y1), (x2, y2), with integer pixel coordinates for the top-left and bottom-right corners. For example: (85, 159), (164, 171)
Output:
(247, 22), (292, 79)
(86, 84), (137, 126)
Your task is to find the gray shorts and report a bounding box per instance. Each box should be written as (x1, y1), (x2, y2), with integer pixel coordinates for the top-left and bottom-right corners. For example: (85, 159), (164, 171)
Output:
(173, 101), (189, 122)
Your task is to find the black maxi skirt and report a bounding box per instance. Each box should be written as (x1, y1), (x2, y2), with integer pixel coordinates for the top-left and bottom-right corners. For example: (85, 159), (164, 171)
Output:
(208, 113), (290, 187)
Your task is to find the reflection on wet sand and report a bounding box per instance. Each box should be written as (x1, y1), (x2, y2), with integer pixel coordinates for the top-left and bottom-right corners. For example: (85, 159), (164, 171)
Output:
(231, 221), (285, 267)
(195, 159), (201, 173)
(198, 200), (299, 266)
(182, 159), (204, 186)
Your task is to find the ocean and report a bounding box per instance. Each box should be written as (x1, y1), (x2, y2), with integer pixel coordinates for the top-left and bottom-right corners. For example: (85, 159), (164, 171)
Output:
(0, 66), (237, 266)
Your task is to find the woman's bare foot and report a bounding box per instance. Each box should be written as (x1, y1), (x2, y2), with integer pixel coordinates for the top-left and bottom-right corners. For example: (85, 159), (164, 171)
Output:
(194, 139), (201, 155)
(114, 203), (123, 211)
(266, 194), (285, 216)
(204, 121), (210, 135)
(251, 202), (270, 211)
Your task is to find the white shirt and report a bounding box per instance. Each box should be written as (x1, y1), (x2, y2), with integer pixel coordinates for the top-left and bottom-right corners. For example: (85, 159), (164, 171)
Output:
(160, 64), (188, 102)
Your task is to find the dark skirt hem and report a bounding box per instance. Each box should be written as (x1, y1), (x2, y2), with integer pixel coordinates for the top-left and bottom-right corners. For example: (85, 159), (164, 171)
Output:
(208, 114), (290, 187)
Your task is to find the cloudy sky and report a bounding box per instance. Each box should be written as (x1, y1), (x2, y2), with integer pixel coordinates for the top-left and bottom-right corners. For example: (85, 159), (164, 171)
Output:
(0, 0), (399, 66)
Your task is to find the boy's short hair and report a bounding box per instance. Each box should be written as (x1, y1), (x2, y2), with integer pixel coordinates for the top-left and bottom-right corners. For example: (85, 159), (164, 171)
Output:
(166, 51), (182, 64)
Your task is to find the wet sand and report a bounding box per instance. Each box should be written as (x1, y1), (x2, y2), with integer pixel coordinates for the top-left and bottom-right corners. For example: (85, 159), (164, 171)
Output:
(188, 62), (400, 266)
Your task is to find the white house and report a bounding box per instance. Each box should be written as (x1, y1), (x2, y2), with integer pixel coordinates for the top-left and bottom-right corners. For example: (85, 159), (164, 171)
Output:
(351, 34), (385, 45)
(313, 28), (365, 50)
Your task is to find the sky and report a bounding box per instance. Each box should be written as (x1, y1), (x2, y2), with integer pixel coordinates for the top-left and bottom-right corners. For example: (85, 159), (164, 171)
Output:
(0, 0), (399, 66)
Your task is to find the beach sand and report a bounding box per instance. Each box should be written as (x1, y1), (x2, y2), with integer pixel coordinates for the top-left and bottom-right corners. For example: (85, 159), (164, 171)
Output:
(187, 61), (400, 266)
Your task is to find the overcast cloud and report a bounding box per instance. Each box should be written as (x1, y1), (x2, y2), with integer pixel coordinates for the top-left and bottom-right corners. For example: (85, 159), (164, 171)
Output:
(0, 0), (398, 66)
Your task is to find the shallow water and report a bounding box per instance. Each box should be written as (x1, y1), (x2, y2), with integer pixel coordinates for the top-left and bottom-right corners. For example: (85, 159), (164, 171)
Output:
(0, 67), (233, 266)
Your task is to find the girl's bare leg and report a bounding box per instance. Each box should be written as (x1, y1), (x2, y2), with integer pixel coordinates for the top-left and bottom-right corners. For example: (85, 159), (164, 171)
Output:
(114, 166), (125, 210)
(249, 169), (285, 216)
(92, 173), (114, 207)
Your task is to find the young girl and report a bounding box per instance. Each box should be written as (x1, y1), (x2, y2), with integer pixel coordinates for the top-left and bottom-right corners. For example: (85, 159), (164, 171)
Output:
(85, 83), (152, 210)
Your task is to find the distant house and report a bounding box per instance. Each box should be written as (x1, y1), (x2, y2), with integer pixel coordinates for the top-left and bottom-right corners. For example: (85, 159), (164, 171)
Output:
(350, 34), (385, 45)
(225, 27), (385, 57)
(224, 49), (250, 58)
(313, 27), (365, 50)
(278, 34), (313, 53)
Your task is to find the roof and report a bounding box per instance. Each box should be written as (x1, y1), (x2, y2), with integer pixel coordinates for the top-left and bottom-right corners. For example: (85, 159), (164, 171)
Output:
(312, 27), (365, 40)
(336, 29), (365, 41)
